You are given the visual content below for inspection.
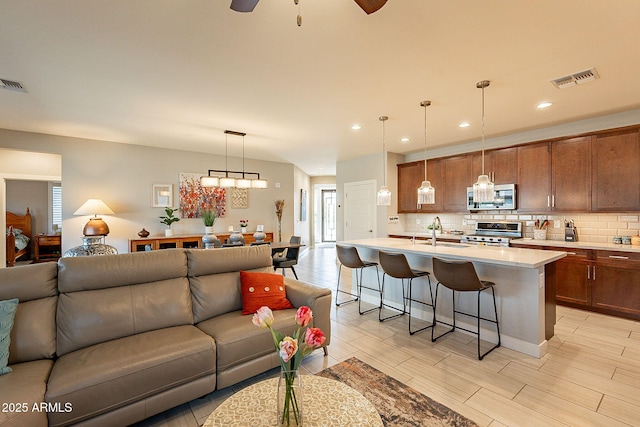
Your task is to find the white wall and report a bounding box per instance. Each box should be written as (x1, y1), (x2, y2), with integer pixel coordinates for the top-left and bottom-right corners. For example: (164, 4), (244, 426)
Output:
(0, 129), (304, 255)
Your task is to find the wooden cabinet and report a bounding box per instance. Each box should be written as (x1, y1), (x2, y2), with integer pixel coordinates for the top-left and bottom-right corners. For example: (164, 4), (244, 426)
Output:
(35, 234), (62, 262)
(517, 142), (552, 212)
(553, 248), (592, 306)
(129, 232), (274, 252)
(472, 147), (517, 185)
(552, 136), (592, 212)
(592, 250), (640, 318)
(442, 154), (473, 212)
(592, 128), (640, 211)
(397, 161), (422, 213)
(130, 235), (203, 252)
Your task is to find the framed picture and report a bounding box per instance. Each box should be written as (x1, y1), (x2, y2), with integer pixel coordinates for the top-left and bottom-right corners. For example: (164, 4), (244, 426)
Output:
(152, 184), (173, 207)
(178, 173), (226, 218)
(300, 189), (307, 221)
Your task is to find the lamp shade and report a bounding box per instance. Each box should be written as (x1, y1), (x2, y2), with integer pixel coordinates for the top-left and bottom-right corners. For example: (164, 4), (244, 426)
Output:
(74, 199), (114, 216)
(200, 176), (220, 187)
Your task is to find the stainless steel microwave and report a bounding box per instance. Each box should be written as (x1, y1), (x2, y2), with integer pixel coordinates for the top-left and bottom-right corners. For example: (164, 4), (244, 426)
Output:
(466, 184), (516, 210)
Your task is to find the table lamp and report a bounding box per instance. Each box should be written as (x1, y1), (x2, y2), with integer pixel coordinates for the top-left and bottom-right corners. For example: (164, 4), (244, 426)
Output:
(74, 199), (114, 236)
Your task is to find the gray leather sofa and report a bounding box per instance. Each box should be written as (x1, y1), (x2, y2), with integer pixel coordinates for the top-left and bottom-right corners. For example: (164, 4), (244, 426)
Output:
(0, 245), (331, 427)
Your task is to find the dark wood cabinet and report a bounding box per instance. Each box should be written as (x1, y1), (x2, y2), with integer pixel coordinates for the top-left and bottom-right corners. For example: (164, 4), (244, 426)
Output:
(592, 251), (640, 318)
(472, 147), (517, 185)
(397, 161), (422, 213)
(552, 136), (592, 212)
(35, 234), (62, 262)
(592, 129), (640, 212)
(418, 159), (443, 213)
(517, 142), (552, 212)
(442, 154), (473, 212)
(554, 248), (592, 306)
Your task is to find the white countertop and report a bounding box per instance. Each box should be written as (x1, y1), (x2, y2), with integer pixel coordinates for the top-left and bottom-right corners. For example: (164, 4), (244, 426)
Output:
(511, 238), (640, 253)
(341, 237), (566, 269)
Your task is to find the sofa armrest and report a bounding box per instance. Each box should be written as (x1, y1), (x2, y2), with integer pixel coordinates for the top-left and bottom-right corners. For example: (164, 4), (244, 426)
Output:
(284, 278), (332, 347)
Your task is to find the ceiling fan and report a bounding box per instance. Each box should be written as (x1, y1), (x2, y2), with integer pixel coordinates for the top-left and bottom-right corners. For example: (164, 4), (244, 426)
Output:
(230, 0), (387, 15)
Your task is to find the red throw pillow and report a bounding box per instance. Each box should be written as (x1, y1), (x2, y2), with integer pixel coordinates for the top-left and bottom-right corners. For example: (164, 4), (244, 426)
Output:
(240, 270), (294, 315)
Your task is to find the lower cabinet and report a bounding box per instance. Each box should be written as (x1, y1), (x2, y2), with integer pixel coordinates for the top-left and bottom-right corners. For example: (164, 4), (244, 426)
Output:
(592, 251), (640, 318)
(513, 244), (640, 320)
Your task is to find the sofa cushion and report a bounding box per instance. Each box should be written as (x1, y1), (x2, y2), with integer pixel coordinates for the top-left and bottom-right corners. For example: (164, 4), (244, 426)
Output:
(45, 325), (216, 427)
(0, 263), (58, 365)
(56, 277), (193, 356)
(240, 270), (293, 315)
(0, 359), (53, 427)
(197, 309), (298, 373)
(0, 299), (18, 375)
(188, 246), (275, 323)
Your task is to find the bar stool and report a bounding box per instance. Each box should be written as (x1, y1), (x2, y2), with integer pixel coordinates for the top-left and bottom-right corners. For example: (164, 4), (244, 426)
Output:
(335, 245), (381, 315)
(378, 250), (433, 335)
(431, 257), (501, 360)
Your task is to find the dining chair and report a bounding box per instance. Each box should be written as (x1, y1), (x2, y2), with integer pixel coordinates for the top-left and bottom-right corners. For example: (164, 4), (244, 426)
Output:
(273, 236), (301, 279)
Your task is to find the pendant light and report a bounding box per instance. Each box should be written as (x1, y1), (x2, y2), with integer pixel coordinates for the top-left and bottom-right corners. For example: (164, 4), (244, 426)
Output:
(472, 80), (495, 203)
(376, 115), (391, 206)
(417, 100), (435, 205)
(236, 132), (252, 189)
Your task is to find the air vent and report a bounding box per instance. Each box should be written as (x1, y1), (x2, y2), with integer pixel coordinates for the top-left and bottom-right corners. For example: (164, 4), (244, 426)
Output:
(0, 79), (27, 93)
(551, 68), (599, 89)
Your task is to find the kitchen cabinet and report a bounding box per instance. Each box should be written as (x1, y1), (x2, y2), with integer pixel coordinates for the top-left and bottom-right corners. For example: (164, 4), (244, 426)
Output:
(397, 159), (443, 213)
(472, 147), (517, 185)
(418, 159), (443, 213)
(442, 154), (473, 212)
(592, 250), (640, 318)
(397, 161), (422, 213)
(591, 128), (640, 211)
(551, 136), (592, 212)
(517, 142), (552, 212)
(553, 248), (592, 306)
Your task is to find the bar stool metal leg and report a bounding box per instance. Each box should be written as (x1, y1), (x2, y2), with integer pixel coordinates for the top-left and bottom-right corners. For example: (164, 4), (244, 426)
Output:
(378, 273), (407, 322)
(407, 273), (434, 335)
(335, 245), (382, 315)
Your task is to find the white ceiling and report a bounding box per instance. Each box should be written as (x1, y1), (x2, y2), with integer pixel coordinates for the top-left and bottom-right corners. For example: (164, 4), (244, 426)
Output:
(2, 0), (640, 176)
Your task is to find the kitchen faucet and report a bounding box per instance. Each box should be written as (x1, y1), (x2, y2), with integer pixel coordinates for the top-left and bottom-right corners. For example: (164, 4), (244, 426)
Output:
(432, 216), (442, 246)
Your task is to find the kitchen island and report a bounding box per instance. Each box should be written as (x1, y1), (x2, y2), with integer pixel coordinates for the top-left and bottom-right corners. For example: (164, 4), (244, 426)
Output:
(339, 238), (566, 358)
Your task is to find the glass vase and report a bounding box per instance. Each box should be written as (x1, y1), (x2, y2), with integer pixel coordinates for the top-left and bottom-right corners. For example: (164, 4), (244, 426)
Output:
(277, 369), (302, 426)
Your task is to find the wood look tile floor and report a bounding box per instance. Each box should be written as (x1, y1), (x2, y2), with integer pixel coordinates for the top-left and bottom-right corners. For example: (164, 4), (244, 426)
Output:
(134, 244), (640, 427)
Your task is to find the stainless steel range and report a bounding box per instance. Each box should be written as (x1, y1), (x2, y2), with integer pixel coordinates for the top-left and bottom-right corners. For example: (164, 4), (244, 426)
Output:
(461, 221), (523, 246)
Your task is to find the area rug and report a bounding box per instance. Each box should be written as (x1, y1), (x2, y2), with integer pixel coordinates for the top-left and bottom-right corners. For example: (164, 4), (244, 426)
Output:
(316, 357), (478, 427)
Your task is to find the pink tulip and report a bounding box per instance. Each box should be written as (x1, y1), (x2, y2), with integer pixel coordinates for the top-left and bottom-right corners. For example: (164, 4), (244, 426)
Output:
(295, 306), (313, 327)
(279, 336), (298, 362)
(304, 327), (326, 348)
(252, 306), (274, 328)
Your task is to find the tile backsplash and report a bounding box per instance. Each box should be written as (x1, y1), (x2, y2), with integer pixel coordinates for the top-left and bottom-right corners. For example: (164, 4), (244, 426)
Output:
(399, 212), (640, 243)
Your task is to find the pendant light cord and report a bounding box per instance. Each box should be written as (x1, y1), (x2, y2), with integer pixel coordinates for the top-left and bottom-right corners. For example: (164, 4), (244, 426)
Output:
(481, 83), (486, 175)
(380, 116), (388, 187)
(422, 101), (430, 180)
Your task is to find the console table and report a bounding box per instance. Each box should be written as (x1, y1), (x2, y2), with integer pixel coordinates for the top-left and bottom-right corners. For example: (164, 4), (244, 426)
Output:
(129, 232), (273, 252)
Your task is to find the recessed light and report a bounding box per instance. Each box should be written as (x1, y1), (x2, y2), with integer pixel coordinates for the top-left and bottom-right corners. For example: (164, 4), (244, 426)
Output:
(537, 102), (553, 109)
(400, 137), (410, 143)
(351, 124), (362, 130)
(459, 122), (471, 128)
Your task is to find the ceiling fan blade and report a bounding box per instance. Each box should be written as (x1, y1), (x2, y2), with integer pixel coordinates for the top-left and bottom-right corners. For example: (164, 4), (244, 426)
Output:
(230, 0), (260, 13)
(354, 0), (387, 14)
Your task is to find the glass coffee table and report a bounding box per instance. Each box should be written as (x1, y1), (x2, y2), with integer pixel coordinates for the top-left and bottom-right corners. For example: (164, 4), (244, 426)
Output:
(203, 375), (382, 426)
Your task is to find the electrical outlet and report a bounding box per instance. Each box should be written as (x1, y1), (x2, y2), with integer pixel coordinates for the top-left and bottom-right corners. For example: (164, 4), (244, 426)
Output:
(554, 220), (561, 228)
(416, 218), (421, 225)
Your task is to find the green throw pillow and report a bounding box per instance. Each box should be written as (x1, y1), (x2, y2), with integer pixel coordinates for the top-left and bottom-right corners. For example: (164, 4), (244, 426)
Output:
(0, 298), (19, 375)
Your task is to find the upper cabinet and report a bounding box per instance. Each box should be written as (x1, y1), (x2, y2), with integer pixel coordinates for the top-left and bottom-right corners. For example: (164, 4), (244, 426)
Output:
(397, 159), (443, 213)
(517, 142), (552, 212)
(552, 136), (592, 212)
(472, 147), (517, 185)
(397, 161), (422, 213)
(442, 154), (473, 212)
(592, 128), (640, 212)
(397, 125), (640, 214)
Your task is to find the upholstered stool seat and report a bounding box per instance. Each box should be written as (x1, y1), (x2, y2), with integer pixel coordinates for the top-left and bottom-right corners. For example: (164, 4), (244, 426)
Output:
(335, 245), (381, 315)
(431, 257), (501, 360)
(378, 250), (433, 335)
